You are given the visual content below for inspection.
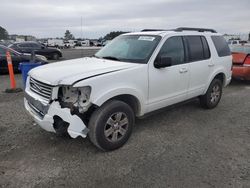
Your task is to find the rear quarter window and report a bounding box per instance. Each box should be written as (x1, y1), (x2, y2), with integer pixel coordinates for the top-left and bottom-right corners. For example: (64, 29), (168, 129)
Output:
(211, 36), (231, 57)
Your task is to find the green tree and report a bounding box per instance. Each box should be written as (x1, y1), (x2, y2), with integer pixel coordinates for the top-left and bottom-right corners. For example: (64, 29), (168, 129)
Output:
(64, 30), (74, 40)
(0, 26), (8, 40)
(104, 31), (129, 40)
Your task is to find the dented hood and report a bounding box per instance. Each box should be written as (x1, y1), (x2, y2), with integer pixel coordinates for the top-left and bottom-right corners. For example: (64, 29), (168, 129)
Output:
(28, 57), (139, 85)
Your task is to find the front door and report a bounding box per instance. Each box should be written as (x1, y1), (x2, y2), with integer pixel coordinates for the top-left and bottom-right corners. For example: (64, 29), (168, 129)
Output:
(147, 36), (190, 113)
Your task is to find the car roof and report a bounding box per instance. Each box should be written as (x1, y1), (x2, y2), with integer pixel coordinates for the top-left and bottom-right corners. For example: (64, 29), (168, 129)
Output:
(14, 41), (39, 45)
(123, 27), (221, 37)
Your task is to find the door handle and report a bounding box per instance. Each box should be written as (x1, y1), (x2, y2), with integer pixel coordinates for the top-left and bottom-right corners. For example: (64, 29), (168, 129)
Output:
(179, 68), (188, 73)
(208, 63), (215, 67)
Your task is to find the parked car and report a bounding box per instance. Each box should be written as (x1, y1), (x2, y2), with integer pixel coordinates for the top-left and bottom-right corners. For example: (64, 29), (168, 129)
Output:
(228, 40), (248, 45)
(64, 40), (76, 48)
(24, 27), (232, 151)
(0, 45), (47, 73)
(47, 39), (64, 49)
(231, 45), (250, 80)
(9, 42), (62, 60)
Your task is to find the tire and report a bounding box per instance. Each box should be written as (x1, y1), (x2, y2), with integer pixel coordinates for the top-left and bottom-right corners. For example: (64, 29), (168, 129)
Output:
(200, 79), (223, 109)
(53, 116), (71, 138)
(88, 100), (135, 151)
(52, 53), (59, 60)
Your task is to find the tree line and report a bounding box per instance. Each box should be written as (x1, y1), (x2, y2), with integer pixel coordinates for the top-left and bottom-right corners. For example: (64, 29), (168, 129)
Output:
(0, 26), (129, 41)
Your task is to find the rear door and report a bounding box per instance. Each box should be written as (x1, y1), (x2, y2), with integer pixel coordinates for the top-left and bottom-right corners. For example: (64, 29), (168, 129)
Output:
(184, 36), (213, 98)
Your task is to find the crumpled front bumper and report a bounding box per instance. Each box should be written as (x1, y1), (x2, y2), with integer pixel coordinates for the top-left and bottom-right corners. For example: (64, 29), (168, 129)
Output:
(24, 92), (89, 138)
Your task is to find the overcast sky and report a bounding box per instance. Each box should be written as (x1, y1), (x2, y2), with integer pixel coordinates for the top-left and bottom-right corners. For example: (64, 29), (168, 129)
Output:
(0, 0), (249, 39)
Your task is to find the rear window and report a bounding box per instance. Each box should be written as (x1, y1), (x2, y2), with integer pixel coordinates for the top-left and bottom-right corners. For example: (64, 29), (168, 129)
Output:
(185, 36), (210, 62)
(211, 36), (231, 57)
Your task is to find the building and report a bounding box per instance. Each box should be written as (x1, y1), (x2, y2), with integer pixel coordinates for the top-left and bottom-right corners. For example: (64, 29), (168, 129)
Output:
(9, 34), (36, 42)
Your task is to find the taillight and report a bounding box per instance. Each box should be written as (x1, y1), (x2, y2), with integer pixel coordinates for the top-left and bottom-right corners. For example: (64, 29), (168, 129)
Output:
(244, 55), (250, 66)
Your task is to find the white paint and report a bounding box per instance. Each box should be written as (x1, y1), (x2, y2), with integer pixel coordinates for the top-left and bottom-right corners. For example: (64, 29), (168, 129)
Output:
(24, 30), (232, 139)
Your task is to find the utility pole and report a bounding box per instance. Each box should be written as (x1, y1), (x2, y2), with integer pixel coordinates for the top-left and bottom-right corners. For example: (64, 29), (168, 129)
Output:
(81, 16), (83, 57)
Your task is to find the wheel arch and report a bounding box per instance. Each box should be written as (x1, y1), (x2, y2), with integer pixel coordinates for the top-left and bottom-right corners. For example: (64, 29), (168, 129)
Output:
(204, 71), (226, 94)
(92, 90), (145, 117)
(106, 94), (141, 117)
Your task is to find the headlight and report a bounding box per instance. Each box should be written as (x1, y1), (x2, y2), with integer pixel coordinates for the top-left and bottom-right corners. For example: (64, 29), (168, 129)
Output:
(59, 86), (91, 113)
(36, 55), (47, 61)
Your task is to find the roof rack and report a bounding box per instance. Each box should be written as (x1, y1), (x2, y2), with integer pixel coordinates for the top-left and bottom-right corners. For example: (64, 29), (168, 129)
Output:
(175, 27), (217, 33)
(141, 29), (167, 32)
(141, 27), (217, 33)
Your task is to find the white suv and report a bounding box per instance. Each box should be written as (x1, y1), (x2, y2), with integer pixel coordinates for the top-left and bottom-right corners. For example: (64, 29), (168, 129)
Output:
(24, 27), (232, 151)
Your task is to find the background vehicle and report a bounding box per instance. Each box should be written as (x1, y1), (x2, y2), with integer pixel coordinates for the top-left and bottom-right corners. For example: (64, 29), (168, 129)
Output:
(228, 40), (249, 46)
(64, 40), (76, 48)
(24, 28), (232, 151)
(0, 45), (47, 73)
(75, 40), (90, 47)
(47, 39), (64, 49)
(9, 42), (62, 60)
(231, 45), (250, 80)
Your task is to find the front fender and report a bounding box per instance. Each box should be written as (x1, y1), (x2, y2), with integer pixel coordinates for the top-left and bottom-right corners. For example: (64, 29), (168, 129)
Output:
(92, 87), (146, 116)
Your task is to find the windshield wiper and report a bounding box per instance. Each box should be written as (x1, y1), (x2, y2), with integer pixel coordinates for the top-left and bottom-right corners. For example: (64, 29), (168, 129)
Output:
(102, 56), (121, 61)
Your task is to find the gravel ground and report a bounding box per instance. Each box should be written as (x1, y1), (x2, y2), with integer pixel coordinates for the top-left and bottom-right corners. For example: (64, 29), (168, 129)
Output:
(0, 52), (250, 187)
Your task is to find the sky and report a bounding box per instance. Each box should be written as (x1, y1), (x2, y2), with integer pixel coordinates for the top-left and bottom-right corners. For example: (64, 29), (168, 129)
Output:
(0, 0), (249, 39)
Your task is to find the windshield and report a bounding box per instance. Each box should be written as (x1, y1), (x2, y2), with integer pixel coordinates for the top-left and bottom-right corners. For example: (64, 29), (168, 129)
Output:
(0, 45), (21, 56)
(95, 35), (162, 64)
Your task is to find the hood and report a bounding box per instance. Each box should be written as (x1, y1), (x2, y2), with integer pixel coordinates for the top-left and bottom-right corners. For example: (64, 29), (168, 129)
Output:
(29, 57), (140, 85)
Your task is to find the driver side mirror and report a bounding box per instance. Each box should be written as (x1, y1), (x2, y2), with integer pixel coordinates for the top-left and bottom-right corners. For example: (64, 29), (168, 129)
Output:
(41, 46), (45, 49)
(154, 54), (172, 68)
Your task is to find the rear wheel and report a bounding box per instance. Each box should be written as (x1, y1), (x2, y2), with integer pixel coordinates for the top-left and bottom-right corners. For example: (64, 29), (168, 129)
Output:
(200, 79), (222, 109)
(88, 100), (135, 151)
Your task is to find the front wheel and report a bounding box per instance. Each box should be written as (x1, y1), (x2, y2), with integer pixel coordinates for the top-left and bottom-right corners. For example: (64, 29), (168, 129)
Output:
(88, 100), (135, 151)
(52, 53), (59, 60)
(200, 79), (223, 109)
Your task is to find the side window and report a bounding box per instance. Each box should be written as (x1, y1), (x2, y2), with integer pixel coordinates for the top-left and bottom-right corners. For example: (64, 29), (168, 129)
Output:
(201, 36), (210, 59)
(31, 43), (41, 49)
(211, 36), (231, 57)
(185, 36), (204, 62)
(157, 36), (185, 66)
(18, 43), (29, 48)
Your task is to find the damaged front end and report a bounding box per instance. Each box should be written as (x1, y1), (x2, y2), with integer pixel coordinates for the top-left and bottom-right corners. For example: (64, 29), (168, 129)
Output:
(24, 78), (93, 138)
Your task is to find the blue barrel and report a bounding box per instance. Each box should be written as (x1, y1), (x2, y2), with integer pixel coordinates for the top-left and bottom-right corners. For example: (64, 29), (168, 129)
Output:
(19, 62), (44, 88)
